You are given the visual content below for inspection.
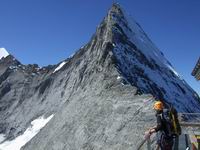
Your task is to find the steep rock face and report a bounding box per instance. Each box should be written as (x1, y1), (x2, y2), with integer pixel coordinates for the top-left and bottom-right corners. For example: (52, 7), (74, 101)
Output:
(0, 55), (21, 75)
(19, 3), (200, 150)
(0, 55), (56, 140)
(0, 3), (199, 150)
(19, 6), (153, 149)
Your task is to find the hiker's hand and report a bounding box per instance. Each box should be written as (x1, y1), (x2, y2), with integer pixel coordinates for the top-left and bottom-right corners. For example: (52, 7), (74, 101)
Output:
(148, 128), (155, 135)
(144, 131), (151, 138)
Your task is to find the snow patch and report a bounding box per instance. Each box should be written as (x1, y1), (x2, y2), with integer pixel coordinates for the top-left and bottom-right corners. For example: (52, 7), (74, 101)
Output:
(139, 37), (144, 42)
(114, 7), (175, 75)
(9, 66), (18, 70)
(69, 53), (75, 58)
(117, 76), (121, 80)
(167, 64), (180, 77)
(0, 114), (54, 150)
(0, 48), (9, 60)
(113, 40), (200, 112)
(0, 134), (5, 143)
(53, 62), (66, 73)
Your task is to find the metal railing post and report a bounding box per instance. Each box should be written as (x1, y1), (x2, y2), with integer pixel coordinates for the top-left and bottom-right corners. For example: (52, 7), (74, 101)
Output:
(173, 136), (179, 150)
(147, 137), (151, 150)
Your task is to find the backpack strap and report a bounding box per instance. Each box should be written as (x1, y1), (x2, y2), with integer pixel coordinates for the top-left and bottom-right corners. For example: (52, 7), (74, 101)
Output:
(170, 111), (178, 135)
(157, 113), (163, 119)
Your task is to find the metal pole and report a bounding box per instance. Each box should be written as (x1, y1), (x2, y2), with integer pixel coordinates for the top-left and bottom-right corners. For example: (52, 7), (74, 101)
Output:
(185, 134), (189, 149)
(147, 137), (151, 150)
(173, 136), (179, 150)
(136, 134), (151, 150)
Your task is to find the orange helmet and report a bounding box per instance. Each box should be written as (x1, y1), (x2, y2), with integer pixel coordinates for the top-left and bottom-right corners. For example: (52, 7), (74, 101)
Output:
(153, 101), (164, 110)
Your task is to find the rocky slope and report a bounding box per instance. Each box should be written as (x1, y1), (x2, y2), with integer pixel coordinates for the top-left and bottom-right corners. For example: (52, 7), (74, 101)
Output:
(0, 3), (199, 150)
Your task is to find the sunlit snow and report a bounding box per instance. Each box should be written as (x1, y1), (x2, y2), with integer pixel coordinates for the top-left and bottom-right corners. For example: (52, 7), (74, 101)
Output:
(117, 76), (122, 80)
(0, 48), (9, 60)
(167, 64), (180, 77)
(69, 53), (75, 58)
(0, 114), (54, 150)
(0, 134), (5, 143)
(53, 62), (66, 73)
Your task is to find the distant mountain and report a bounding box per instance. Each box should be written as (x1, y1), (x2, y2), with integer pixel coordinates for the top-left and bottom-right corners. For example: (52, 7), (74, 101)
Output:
(0, 3), (199, 150)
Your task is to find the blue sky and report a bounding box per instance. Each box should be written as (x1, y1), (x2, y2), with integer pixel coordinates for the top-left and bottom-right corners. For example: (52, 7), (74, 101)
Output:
(0, 0), (199, 94)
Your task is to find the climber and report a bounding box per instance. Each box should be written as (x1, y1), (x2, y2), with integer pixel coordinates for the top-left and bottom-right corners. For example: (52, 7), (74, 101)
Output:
(145, 101), (175, 150)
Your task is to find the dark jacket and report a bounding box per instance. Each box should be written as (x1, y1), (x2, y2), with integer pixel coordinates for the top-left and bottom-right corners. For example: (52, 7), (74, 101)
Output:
(154, 110), (170, 136)
(154, 111), (163, 132)
(154, 110), (174, 149)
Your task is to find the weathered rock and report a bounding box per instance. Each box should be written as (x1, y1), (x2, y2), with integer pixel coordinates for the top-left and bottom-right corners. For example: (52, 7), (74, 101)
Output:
(0, 3), (199, 150)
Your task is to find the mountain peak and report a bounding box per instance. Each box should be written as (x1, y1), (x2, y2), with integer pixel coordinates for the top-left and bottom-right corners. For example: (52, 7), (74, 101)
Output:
(107, 3), (126, 25)
(110, 3), (123, 14)
(0, 4), (200, 150)
(0, 48), (9, 59)
(100, 4), (200, 112)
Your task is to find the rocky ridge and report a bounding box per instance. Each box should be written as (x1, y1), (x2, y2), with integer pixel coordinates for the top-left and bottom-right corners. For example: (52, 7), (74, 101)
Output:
(0, 3), (199, 150)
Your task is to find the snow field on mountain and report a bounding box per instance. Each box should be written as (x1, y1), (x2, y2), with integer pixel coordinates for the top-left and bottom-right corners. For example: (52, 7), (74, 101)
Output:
(0, 48), (9, 60)
(0, 115), (54, 150)
(53, 61), (66, 73)
(167, 64), (180, 78)
(108, 4), (200, 112)
(0, 134), (5, 143)
(113, 7), (180, 79)
(113, 41), (200, 111)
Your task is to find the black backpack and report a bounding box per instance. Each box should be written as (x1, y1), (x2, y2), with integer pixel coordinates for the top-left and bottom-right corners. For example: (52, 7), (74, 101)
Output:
(162, 106), (181, 137)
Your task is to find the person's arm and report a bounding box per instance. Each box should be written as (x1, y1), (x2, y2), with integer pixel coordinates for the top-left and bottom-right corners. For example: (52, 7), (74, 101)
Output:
(148, 114), (162, 134)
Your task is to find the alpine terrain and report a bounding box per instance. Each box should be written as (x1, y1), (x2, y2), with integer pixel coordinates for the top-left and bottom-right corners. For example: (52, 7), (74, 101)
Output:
(0, 3), (199, 150)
